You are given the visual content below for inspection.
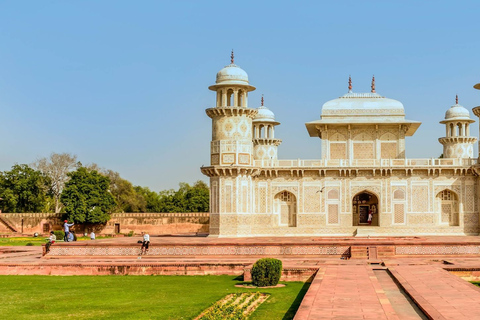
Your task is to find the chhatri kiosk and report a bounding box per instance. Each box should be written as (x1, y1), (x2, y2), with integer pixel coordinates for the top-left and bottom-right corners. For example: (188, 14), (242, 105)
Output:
(201, 53), (479, 237)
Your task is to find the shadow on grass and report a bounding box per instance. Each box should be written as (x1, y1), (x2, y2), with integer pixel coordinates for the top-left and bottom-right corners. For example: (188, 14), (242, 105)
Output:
(232, 275), (243, 281)
(282, 281), (311, 320)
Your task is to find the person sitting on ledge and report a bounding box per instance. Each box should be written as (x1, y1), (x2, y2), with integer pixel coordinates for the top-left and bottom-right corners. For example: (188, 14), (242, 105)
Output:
(141, 232), (150, 255)
(45, 231), (56, 253)
(67, 231), (75, 242)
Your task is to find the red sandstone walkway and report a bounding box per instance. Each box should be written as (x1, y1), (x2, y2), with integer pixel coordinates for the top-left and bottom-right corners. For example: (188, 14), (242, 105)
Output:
(391, 266), (480, 320)
(295, 266), (401, 320)
(295, 264), (480, 320)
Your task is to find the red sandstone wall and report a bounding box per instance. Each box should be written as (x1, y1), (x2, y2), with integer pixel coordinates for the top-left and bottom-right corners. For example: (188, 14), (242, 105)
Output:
(0, 212), (209, 236)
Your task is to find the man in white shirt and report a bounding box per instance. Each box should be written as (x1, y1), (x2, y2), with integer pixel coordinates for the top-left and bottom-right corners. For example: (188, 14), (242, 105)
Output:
(141, 232), (150, 255)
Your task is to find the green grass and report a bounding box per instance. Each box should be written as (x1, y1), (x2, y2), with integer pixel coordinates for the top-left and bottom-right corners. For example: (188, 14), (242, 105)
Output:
(0, 236), (111, 246)
(0, 275), (309, 320)
(471, 281), (480, 287)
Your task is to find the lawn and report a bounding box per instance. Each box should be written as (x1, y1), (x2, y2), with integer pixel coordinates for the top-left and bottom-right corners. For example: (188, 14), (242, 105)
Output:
(0, 275), (309, 320)
(0, 236), (111, 246)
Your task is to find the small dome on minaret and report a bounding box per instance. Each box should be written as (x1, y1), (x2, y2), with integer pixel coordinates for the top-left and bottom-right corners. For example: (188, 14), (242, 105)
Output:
(209, 50), (255, 91)
(254, 96), (277, 123)
(443, 95), (472, 121)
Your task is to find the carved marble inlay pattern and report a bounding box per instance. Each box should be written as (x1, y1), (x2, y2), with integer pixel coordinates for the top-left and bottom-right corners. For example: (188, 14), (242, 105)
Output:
(49, 245), (352, 256)
(396, 246), (480, 255)
(330, 143), (346, 159)
(328, 204), (339, 224)
(412, 186), (428, 212)
(394, 203), (405, 224)
(353, 143), (374, 159)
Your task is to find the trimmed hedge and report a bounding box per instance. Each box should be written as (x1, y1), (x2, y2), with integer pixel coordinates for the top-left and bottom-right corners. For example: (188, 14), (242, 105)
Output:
(53, 230), (65, 241)
(251, 258), (282, 287)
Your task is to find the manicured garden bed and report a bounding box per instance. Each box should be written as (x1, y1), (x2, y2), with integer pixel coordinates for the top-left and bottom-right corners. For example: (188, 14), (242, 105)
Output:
(0, 275), (309, 319)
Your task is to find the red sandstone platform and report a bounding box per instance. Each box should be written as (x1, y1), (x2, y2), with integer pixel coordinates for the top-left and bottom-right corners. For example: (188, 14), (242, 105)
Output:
(2, 236), (480, 319)
(43, 235), (480, 259)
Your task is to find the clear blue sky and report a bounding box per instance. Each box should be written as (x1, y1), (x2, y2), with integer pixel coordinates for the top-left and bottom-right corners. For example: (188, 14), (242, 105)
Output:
(0, 1), (479, 191)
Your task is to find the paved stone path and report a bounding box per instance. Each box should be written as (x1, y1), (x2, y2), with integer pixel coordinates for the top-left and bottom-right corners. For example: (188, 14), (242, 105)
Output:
(391, 266), (480, 320)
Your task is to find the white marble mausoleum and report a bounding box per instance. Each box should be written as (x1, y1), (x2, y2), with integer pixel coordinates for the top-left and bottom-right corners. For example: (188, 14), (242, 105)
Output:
(201, 53), (480, 237)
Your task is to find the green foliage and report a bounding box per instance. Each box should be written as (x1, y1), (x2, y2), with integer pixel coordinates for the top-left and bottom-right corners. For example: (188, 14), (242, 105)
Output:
(53, 230), (65, 241)
(154, 180), (209, 213)
(0, 275), (307, 320)
(251, 258), (283, 287)
(0, 164), (51, 213)
(60, 167), (116, 224)
(104, 170), (147, 213)
(134, 186), (162, 212)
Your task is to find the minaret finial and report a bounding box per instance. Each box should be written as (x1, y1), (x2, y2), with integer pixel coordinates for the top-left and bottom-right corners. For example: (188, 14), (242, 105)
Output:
(456, 94), (458, 105)
(231, 49), (234, 64)
(261, 94), (264, 106)
(371, 75), (376, 93)
(348, 76), (352, 92)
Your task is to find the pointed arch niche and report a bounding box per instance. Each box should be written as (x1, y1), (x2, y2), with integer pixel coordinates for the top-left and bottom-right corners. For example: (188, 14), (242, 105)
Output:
(436, 189), (459, 226)
(352, 191), (379, 226)
(274, 191), (297, 227)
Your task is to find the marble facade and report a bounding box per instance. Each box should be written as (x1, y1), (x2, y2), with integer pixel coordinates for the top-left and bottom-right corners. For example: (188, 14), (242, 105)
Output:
(201, 54), (480, 237)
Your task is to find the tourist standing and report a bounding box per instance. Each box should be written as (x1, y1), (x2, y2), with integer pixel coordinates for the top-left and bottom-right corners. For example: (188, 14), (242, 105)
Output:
(46, 231), (56, 253)
(368, 210), (373, 225)
(63, 220), (74, 242)
(90, 231), (95, 240)
(141, 232), (150, 255)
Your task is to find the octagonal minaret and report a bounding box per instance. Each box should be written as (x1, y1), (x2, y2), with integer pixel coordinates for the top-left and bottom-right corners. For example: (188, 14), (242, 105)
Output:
(473, 83), (480, 160)
(439, 95), (476, 158)
(253, 96), (282, 163)
(206, 51), (257, 167)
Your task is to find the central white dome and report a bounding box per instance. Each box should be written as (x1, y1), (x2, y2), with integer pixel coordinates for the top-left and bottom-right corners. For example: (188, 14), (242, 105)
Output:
(321, 92), (405, 119)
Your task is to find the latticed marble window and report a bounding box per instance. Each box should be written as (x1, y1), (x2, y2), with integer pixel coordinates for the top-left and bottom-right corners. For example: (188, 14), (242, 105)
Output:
(278, 191), (293, 202)
(439, 190), (454, 201)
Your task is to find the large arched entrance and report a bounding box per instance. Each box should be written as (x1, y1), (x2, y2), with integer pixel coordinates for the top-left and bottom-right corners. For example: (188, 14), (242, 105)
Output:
(352, 191), (379, 226)
(274, 191), (297, 227)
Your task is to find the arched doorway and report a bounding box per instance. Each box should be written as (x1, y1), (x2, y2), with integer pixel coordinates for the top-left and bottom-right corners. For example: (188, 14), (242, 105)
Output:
(352, 191), (379, 226)
(436, 189), (459, 226)
(274, 191), (297, 227)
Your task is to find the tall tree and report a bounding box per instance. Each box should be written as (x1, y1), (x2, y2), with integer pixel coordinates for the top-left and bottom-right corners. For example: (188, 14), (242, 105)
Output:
(103, 170), (146, 213)
(60, 167), (116, 224)
(185, 180), (209, 212)
(134, 186), (163, 212)
(34, 152), (79, 213)
(0, 164), (51, 213)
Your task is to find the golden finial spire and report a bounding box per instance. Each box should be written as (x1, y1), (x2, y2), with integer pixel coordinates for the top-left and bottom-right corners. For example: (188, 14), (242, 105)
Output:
(456, 94), (458, 104)
(261, 94), (264, 106)
(348, 76), (352, 92)
(231, 49), (234, 64)
(371, 75), (376, 93)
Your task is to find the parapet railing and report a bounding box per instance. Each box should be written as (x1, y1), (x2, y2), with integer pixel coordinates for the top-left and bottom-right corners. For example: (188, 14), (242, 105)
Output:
(254, 158), (478, 168)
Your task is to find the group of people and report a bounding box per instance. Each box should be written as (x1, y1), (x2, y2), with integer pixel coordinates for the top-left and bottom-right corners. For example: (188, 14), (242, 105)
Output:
(45, 220), (96, 253)
(45, 220), (151, 255)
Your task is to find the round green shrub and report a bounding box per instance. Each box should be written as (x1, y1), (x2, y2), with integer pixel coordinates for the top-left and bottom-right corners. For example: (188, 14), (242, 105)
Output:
(251, 258), (282, 287)
(53, 230), (65, 241)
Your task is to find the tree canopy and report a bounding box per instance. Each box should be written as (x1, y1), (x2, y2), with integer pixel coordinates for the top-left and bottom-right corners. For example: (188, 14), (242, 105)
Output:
(34, 152), (79, 213)
(60, 167), (116, 224)
(0, 164), (51, 213)
(0, 154), (210, 217)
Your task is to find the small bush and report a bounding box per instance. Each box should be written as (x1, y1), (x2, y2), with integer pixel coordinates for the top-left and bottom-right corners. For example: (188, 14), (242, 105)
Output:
(26, 242), (34, 246)
(127, 231), (134, 237)
(251, 258), (282, 287)
(53, 230), (65, 241)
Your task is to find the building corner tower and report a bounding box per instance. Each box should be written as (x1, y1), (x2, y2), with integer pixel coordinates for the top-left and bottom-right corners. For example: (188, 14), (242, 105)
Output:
(253, 96), (282, 164)
(439, 95), (476, 159)
(201, 51), (258, 237)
